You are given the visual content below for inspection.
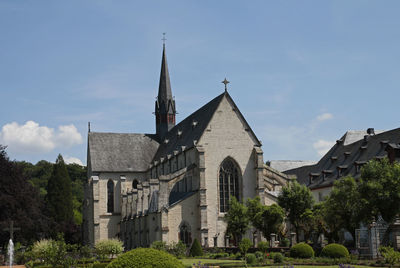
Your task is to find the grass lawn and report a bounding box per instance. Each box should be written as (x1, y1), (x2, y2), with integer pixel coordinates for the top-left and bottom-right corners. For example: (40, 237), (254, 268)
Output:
(181, 258), (379, 268)
(181, 258), (245, 267)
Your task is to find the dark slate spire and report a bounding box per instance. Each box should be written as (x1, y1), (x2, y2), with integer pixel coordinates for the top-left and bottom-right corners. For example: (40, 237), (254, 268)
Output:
(155, 44), (176, 140)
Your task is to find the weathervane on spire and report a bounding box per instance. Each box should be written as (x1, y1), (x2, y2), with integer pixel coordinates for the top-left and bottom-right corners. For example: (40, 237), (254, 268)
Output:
(222, 78), (230, 92)
(162, 33), (167, 46)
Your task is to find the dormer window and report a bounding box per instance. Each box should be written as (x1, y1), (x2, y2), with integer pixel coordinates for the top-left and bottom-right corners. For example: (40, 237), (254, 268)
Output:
(322, 170), (333, 181)
(309, 173), (320, 185)
(164, 139), (169, 144)
(177, 130), (182, 138)
(344, 152), (351, 158)
(360, 145), (368, 150)
(331, 156), (338, 163)
(355, 161), (367, 173)
(192, 120), (198, 128)
(337, 165), (348, 178)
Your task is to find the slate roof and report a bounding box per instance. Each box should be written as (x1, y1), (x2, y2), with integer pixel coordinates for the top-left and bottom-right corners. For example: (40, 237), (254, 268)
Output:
(152, 92), (225, 161)
(284, 128), (400, 189)
(88, 132), (159, 172)
(268, 160), (317, 172)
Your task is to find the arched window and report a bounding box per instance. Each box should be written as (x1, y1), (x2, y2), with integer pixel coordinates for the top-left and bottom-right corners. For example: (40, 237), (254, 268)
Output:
(107, 179), (114, 213)
(219, 158), (240, 212)
(132, 180), (138, 189)
(179, 222), (192, 246)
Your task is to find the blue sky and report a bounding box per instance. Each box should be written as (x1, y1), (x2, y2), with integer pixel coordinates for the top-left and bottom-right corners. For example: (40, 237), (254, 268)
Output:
(1, 1), (400, 165)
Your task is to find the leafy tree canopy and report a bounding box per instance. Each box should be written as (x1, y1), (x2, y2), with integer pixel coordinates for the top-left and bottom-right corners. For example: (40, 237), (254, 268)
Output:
(277, 180), (314, 237)
(358, 158), (400, 223)
(224, 196), (249, 245)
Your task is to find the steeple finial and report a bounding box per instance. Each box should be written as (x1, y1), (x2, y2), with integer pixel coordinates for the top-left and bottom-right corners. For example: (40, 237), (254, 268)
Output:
(222, 78), (230, 92)
(162, 33), (167, 47)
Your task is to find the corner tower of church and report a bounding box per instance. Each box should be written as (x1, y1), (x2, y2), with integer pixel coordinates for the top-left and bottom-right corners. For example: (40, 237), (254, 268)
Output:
(155, 44), (176, 140)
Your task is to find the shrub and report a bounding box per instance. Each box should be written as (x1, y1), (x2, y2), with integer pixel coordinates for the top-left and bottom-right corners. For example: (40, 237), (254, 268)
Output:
(31, 239), (54, 262)
(255, 251), (263, 259)
(95, 239), (124, 260)
(273, 252), (284, 263)
(189, 238), (203, 257)
(31, 234), (69, 267)
(290, 242), (314, 258)
(321, 243), (349, 258)
(106, 248), (184, 268)
(151, 240), (168, 252)
(280, 238), (290, 247)
(257, 241), (269, 253)
(246, 253), (257, 265)
(239, 238), (252, 256)
(168, 240), (187, 258)
(379, 246), (400, 266)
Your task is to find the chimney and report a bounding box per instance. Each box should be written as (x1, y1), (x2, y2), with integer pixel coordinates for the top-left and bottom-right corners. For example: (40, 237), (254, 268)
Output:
(367, 128), (375, 135)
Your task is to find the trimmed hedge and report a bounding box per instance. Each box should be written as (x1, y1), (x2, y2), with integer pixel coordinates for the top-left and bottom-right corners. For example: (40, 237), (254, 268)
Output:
(189, 238), (203, 257)
(321, 243), (349, 258)
(106, 248), (184, 268)
(290, 242), (314, 258)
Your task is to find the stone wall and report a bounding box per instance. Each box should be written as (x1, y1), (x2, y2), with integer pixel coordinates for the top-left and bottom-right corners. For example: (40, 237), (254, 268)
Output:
(198, 95), (259, 247)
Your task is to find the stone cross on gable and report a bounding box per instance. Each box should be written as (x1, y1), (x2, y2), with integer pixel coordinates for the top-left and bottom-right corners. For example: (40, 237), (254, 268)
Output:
(3, 220), (20, 240)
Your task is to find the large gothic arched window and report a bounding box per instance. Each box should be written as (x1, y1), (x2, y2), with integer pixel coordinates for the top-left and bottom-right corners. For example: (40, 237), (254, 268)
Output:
(219, 158), (240, 212)
(107, 179), (114, 213)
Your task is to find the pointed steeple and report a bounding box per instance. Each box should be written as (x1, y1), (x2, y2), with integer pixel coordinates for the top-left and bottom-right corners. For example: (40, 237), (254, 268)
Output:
(155, 43), (176, 140)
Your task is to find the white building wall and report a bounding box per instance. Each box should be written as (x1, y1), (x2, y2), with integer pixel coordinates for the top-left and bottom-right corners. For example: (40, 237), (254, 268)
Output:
(198, 95), (259, 246)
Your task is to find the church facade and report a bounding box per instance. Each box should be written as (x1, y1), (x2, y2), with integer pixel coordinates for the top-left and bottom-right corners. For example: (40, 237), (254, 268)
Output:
(83, 45), (290, 249)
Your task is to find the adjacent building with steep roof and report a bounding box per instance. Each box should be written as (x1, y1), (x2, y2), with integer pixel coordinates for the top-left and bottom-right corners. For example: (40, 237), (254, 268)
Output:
(284, 128), (400, 202)
(83, 45), (290, 248)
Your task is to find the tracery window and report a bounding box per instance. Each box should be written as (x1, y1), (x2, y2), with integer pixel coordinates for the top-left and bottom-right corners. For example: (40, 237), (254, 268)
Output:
(107, 179), (114, 213)
(219, 158), (240, 212)
(179, 222), (192, 246)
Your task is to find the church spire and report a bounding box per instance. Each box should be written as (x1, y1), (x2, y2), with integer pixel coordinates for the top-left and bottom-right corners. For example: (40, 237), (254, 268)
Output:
(155, 39), (176, 140)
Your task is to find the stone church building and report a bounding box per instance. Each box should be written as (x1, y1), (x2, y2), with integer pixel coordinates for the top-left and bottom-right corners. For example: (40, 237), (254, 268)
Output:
(83, 45), (290, 249)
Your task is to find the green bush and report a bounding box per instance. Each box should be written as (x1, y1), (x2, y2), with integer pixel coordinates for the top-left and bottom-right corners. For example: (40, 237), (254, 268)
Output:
(255, 251), (263, 259)
(30, 234), (69, 267)
(95, 239), (124, 260)
(189, 238), (203, 257)
(168, 240), (187, 258)
(246, 253), (257, 265)
(151, 240), (168, 252)
(239, 238), (252, 256)
(379, 246), (400, 266)
(106, 248), (184, 268)
(273, 252), (284, 263)
(290, 242), (314, 258)
(321, 243), (349, 258)
(31, 239), (54, 263)
(257, 241), (269, 253)
(280, 238), (290, 247)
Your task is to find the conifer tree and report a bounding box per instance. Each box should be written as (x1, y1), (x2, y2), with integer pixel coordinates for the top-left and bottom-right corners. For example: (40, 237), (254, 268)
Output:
(46, 154), (73, 224)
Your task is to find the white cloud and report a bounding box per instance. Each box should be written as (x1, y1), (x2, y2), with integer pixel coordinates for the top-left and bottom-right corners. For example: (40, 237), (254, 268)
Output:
(0, 121), (83, 154)
(56, 125), (83, 147)
(316, 113), (333, 122)
(313, 139), (335, 156)
(64, 156), (83, 166)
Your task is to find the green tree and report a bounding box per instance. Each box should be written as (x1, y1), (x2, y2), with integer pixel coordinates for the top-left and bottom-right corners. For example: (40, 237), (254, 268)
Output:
(324, 176), (361, 241)
(46, 155), (74, 229)
(358, 158), (400, 224)
(0, 145), (49, 246)
(246, 197), (285, 239)
(277, 180), (314, 241)
(238, 238), (252, 256)
(224, 196), (249, 245)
